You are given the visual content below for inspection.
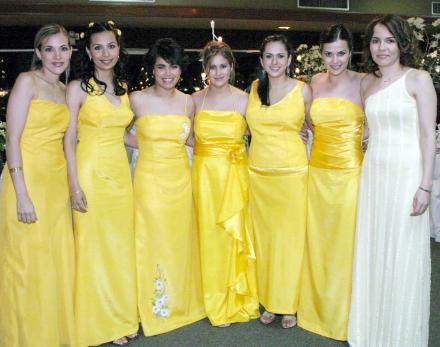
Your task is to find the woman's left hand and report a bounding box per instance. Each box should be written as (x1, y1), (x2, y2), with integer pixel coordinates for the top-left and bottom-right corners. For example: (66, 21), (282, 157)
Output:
(411, 188), (430, 216)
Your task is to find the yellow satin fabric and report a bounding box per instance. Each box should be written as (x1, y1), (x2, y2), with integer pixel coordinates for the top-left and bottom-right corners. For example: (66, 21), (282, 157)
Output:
(192, 109), (259, 326)
(246, 79), (308, 314)
(134, 115), (205, 336)
(0, 100), (76, 347)
(298, 98), (364, 340)
(74, 81), (138, 347)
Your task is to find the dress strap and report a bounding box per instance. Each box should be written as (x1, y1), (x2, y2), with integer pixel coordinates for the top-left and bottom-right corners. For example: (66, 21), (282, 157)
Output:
(184, 94), (188, 116)
(229, 85), (237, 113)
(201, 87), (209, 110)
(30, 71), (40, 100)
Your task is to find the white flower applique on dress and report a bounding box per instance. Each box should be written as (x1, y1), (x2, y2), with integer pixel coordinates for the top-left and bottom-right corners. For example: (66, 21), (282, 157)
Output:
(180, 121), (190, 141)
(152, 265), (170, 319)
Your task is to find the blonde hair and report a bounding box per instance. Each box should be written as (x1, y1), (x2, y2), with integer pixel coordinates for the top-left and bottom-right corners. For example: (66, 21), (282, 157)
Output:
(201, 40), (236, 84)
(31, 24), (70, 70)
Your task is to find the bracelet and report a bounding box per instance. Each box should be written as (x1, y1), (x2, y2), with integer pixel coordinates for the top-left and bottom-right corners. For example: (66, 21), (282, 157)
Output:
(419, 186), (432, 194)
(9, 167), (22, 174)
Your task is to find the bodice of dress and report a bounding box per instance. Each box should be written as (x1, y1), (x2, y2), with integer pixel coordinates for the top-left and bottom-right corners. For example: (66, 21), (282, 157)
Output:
(246, 79), (307, 168)
(366, 71), (419, 150)
(310, 98), (364, 169)
(194, 109), (246, 160)
(20, 100), (69, 167)
(136, 115), (191, 161)
(77, 79), (133, 148)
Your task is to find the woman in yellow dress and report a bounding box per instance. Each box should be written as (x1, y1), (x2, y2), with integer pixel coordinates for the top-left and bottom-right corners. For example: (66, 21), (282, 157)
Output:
(64, 22), (138, 347)
(0, 25), (75, 347)
(246, 34), (312, 328)
(297, 24), (364, 340)
(130, 38), (205, 336)
(192, 40), (259, 327)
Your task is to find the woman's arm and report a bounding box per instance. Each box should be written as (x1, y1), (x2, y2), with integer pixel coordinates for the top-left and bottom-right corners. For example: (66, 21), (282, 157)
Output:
(409, 70), (437, 216)
(6, 72), (37, 223)
(185, 95), (196, 147)
(64, 80), (87, 212)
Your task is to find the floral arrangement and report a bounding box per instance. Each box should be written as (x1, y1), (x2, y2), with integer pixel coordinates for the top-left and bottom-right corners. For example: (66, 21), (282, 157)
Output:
(152, 265), (169, 319)
(407, 17), (440, 85)
(292, 43), (326, 82)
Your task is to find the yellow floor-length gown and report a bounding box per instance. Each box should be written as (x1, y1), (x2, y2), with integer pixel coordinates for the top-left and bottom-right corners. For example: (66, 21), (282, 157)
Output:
(297, 98), (363, 340)
(246, 80), (308, 314)
(74, 79), (138, 347)
(0, 79), (76, 346)
(192, 89), (260, 326)
(134, 108), (205, 336)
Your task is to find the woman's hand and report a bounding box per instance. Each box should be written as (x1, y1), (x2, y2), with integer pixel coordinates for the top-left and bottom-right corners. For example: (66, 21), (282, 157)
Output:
(70, 188), (88, 213)
(16, 193), (37, 223)
(410, 188), (430, 216)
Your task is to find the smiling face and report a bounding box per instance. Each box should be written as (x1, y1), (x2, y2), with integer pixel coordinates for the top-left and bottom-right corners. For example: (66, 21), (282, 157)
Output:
(205, 53), (232, 88)
(260, 40), (292, 78)
(153, 56), (181, 90)
(36, 32), (71, 76)
(321, 39), (350, 76)
(370, 23), (400, 68)
(86, 31), (120, 72)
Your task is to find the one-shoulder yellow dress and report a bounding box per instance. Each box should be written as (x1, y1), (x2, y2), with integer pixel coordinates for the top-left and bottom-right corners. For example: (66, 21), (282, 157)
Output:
(298, 98), (363, 340)
(0, 91), (76, 345)
(192, 90), (259, 326)
(74, 80), (138, 347)
(246, 79), (307, 315)
(134, 109), (205, 336)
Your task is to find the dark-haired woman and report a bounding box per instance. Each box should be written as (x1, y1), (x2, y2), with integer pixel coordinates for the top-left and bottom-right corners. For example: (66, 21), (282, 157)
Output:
(130, 38), (205, 336)
(297, 24), (364, 341)
(64, 21), (138, 346)
(246, 34), (312, 328)
(0, 24), (75, 347)
(192, 40), (259, 327)
(348, 15), (436, 347)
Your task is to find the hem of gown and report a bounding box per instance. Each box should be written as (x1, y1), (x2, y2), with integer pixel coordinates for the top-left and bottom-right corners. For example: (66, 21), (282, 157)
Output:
(79, 324), (139, 347)
(297, 318), (347, 341)
(260, 302), (298, 316)
(141, 312), (206, 336)
(208, 311), (260, 326)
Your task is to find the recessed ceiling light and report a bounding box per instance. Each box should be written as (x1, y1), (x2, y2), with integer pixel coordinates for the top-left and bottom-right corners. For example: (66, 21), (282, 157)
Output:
(278, 26), (291, 30)
(89, 0), (156, 3)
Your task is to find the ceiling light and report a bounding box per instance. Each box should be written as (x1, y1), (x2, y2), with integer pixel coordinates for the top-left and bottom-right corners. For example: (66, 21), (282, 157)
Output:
(89, 0), (156, 3)
(278, 26), (291, 30)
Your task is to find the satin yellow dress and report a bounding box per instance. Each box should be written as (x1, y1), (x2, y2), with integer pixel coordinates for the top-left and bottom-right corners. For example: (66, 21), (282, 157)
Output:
(297, 98), (363, 340)
(192, 90), (259, 326)
(0, 83), (76, 345)
(246, 79), (307, 314)
(74, 80), (138, 347)
(134, 110), (205, 336)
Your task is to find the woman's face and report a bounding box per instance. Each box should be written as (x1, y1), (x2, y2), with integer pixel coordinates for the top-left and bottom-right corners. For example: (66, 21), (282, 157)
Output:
(153, 56), (181, 90)
(321, 39), (350, 76)
(260, 40), (292, 78)
(86, 31), (120, 72)
(36, 32), (71, 76)
(205, 54), (232, 88)
(369, 23), (400, 68)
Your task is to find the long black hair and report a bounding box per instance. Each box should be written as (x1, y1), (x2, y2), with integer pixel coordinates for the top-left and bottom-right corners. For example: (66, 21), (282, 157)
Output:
(78, 21), (127, 96)
(257, 34), (293, 106)
(319, 24), (353, 52)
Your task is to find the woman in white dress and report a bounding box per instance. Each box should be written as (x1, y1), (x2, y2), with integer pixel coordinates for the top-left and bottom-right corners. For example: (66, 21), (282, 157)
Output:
(348, 14), (436, 347)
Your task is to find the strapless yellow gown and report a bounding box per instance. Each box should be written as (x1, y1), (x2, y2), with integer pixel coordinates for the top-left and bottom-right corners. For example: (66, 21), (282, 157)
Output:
(74, 80), (138, 346)
(134, 114), (205, 335)
(246, 79), (307, 314)
(192, 105), (259, 326)
(297, 98), (363, 340)
(0, 100), (76, 347)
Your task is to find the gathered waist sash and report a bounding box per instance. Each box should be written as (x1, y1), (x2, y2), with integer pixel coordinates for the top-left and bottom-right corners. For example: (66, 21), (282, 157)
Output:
(194, 143), (246, 163)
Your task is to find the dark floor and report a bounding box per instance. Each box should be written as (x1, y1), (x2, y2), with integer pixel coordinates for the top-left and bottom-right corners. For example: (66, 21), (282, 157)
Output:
(102, 239), (440, 347)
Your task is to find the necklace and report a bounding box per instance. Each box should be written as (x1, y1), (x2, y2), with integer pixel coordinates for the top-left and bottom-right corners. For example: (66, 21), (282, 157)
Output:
(381, 70), (404, 85)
